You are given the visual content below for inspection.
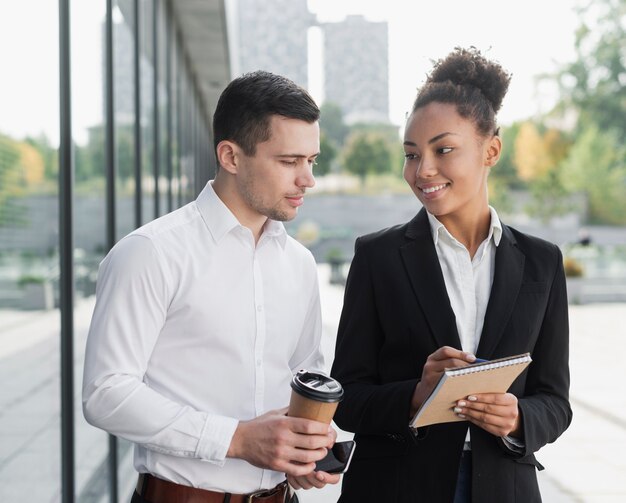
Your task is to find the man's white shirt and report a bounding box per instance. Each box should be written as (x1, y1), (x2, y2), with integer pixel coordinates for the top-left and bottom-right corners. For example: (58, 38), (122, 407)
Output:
(82, 181), (324, 493)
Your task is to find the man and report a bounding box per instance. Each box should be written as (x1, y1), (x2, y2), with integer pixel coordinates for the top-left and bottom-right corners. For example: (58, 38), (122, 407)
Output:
(83, 71), (340, 503)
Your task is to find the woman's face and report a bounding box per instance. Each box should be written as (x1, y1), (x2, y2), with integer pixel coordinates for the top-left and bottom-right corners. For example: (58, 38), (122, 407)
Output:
(403, 102), (500, 222)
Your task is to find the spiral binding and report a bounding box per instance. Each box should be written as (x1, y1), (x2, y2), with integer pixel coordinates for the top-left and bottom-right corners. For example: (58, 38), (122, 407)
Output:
(448, 355), (531, 376)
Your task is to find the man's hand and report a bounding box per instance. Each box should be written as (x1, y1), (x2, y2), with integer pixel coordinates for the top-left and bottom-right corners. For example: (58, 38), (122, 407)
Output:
(227, 407), (336, 477)
(454, 393), (521, 437)
(287, 471), (341, 490)
(410, 346), (477, 417)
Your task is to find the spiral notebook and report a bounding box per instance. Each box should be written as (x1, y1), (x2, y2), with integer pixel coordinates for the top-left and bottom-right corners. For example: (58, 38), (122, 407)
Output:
(409, 353), (532, 429)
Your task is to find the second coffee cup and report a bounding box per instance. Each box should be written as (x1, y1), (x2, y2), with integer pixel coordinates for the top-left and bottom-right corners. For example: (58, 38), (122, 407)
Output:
(288, 369), (344, 423)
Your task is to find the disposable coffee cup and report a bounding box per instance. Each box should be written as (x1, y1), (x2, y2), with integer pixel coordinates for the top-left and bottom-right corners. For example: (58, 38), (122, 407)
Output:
(288, 369), (344, 424)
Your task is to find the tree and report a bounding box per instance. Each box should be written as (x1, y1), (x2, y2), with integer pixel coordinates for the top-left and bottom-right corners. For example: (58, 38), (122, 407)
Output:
(513, 122), (573, 221)
(343, 132), (393, 186)
(514, 122), (551, 182)
(17, 142), (45, 186)
(560, 125), (626, 224)
(0, 134), (25, 227)
(320, 102), (350, 147)
(545, 0), (626, 224)
(552, 0), (626, 140)
(494, 122), (524, 190)
(25, 134), (58, 182)
(315, 132), (337, 177)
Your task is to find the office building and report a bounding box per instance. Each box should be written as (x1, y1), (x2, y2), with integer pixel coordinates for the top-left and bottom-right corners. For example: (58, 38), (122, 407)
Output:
(323, 15), (389, 124)
(236, 0), (315, 88)
(0, 1), (229, 501)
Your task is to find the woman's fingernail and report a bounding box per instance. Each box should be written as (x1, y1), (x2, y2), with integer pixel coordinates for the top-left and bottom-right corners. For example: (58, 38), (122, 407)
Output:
(468, 395), (477, 401)
(458, 413), (466, 419)
(458, 401), (467, 407)
(454, 407), (463, 413)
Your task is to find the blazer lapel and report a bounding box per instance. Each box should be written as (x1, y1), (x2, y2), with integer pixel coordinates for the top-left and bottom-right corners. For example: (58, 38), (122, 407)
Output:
(477, 225), (525, 358)
(400, 209), (461, 349)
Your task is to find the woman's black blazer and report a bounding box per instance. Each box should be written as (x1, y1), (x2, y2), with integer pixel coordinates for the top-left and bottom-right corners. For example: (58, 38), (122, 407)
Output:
(331, 208), (572, 503)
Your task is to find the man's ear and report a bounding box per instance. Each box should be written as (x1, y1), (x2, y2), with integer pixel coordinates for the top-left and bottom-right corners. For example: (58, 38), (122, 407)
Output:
(216, 140), (239, 174)
(485, 135), (502, 168)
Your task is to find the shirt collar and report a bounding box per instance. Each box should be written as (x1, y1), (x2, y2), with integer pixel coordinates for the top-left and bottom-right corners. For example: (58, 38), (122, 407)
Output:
(427, 206), (502, 247)
(195, 181), (287, 248)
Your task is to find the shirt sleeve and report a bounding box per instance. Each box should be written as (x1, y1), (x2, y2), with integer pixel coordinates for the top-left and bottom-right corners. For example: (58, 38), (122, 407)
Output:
(501, 435), (525, 454)
(82, 235), (238, 465)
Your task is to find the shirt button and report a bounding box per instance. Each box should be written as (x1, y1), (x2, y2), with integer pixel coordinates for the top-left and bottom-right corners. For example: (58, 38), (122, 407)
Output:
(256, 305), (263, 312)
(256, 359), (262, 366)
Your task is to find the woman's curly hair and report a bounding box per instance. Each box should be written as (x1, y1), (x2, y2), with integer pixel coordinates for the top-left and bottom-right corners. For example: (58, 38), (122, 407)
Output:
(411, 47), (512, 136)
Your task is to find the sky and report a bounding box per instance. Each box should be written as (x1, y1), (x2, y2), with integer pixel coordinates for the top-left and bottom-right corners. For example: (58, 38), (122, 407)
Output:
(0, 0), (581, 144)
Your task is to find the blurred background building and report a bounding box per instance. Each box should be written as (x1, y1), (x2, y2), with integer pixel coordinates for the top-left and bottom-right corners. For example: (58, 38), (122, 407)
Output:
(235, 0), (315, 89)
(322, 15), (390, 124)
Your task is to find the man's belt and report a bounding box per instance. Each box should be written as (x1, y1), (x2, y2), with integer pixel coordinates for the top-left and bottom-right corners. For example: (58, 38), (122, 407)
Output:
(136, 473), (292, 503)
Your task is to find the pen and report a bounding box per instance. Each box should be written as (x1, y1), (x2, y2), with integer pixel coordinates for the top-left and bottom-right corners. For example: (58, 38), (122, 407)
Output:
(473, 358), (489, 363)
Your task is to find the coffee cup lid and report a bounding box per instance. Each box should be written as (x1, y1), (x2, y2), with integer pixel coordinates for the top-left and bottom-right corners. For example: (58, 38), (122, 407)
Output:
(291, 370), (344, 402)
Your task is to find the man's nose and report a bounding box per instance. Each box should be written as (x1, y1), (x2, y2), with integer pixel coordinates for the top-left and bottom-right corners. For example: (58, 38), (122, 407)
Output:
(297, 163), (316, 189)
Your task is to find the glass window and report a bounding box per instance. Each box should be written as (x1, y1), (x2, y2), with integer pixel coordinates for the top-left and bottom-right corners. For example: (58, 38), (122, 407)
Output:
(140, 0), (155, 224)
(157, 0), (170, 215)
(71, 1), (112, 501)
(0, 1), (62, 501)
(114, 0), (137, 239)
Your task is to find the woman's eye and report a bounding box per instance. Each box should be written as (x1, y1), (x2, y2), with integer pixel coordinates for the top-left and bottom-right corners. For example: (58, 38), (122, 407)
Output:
(439, 147), (453, 154)
(404, 153), (418, 160)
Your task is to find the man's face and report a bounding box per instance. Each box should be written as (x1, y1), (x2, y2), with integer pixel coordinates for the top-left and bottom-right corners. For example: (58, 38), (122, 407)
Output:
(235, 115), (319, 222)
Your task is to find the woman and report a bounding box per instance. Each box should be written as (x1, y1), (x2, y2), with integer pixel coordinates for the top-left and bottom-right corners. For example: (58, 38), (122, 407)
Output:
(330, 47), (572, 502)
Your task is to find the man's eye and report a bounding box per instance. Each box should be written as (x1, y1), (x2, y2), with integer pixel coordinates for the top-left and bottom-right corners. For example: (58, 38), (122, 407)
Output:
(281, 160), (297, 166)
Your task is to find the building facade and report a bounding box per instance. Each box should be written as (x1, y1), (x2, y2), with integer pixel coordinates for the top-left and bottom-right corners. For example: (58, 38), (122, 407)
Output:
(323, 15), (389, 124)
(236, 0), (315, 88)
(0, 1), (230, 502)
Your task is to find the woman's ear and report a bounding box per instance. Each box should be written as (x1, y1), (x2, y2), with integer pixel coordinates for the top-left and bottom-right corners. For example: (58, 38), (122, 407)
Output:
(485, 135), (502, 168)
(216, 140), (239, 174)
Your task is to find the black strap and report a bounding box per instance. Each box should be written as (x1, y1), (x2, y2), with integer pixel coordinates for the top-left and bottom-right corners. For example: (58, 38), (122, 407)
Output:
(223, 494), (231, 503)
(139, 474), (149, 497)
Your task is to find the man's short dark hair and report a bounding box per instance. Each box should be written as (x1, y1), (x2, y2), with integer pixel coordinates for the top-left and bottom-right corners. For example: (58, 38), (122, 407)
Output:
(212, 71), (320, 157)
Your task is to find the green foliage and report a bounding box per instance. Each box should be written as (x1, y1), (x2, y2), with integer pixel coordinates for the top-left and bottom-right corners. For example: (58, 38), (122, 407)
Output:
(25, 134), (58, 181)
(560, 125), (626, 224)
(351, 122), (404, 176)
(74, 123), (135, 185)
(524, 168), (574, 223)
(316, 132), (337, 177)
(487, 176), (514, 215)
(320, 102), (350, 147)
(553, 0), (626, 140)
(495, 122), (525, 190)
(342, 132), (393, 185)
(17, 274), (46, 287)
(0, 134), (25, 227)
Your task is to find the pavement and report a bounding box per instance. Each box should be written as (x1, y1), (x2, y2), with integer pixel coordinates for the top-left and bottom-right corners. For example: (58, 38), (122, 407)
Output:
(297, 264), (626, 503)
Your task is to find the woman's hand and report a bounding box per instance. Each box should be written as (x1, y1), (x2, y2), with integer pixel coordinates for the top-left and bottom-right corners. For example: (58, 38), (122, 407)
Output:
(410, 346), (477, 417)
(454, 393), (521, 437)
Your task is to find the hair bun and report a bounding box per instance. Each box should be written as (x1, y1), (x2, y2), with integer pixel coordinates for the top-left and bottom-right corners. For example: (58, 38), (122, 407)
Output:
(428, 47), (511, 113)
